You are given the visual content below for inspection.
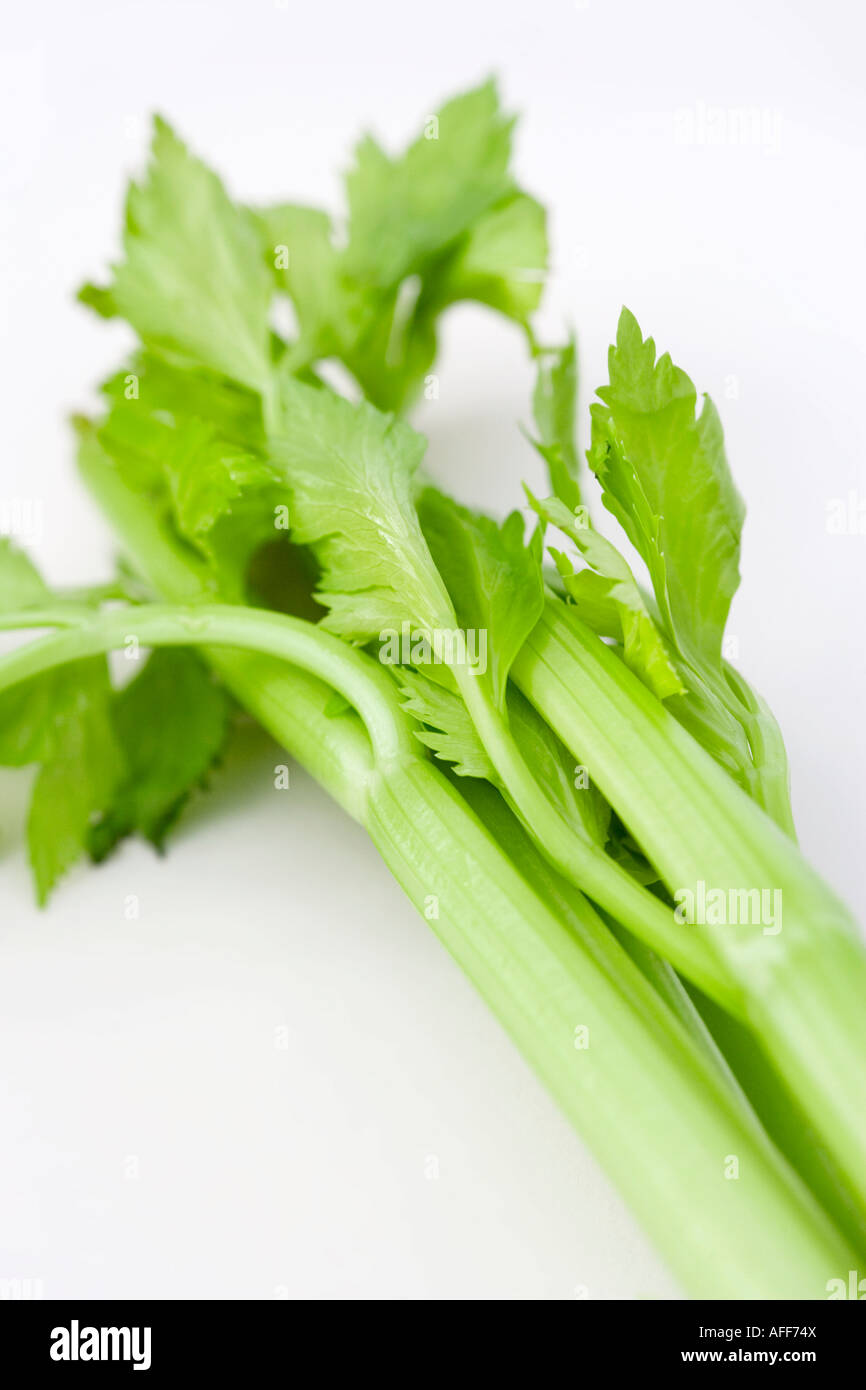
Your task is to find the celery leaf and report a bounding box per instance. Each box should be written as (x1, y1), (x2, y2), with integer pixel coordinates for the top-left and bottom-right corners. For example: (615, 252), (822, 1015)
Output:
(530, 336), (581, 511)
(418, 488), (544, 710)
(590, 308), (745, 670)
(108, 118), (273, 396)
(88, 649), (234, 860)
(398, 667), (494, 779)
(271, 379), (454, 641)
(345, 79), (515, 289)
(528, 492), (684, 701)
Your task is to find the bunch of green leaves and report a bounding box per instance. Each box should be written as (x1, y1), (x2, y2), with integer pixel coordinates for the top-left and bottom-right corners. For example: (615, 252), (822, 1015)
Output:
(263, 382), (696, 963)
(525, 311), (795, 831)
(71, 88), (789, 886)
(81, 80), (547, 420)
(70, 79), (790, 917)
(0, 541), (233, 900)
(22, 77), (547, 903)
(72, 75), (554, 701)
(260, 79), (547, 411)
(6, 79), (866, 1281)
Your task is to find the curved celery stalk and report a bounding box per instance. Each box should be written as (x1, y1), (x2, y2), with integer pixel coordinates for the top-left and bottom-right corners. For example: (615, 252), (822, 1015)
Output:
(77, 443), (375, 822)
(513, 594), (866, 1220)
(2, 601), (857, 1294)
(79, 426), (742, 1016)
(62, 446), (865, 1290)
(0, 603), (415, 764)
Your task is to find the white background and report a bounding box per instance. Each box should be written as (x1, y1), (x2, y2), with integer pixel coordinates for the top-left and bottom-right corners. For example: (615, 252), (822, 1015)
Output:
(1, 0), (864, 1299)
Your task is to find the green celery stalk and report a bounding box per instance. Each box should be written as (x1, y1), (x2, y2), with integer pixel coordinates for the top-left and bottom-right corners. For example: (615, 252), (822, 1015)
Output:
(1, 593), (859, 1296)
(513, 594), (866, 1220)
(4, 446), (840, 1292)
(453, 773), (751, 1106)
(457, 777), (866, 1258)
(452, 660), (740, 1013)
(367, 757), (859, 1296)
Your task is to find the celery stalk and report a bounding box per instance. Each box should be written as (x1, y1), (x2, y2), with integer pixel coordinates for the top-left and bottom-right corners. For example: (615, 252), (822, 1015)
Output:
(0, 597), (857, 1296)
(0, 448), (834, 1294)
(513, 595), (866, 1219)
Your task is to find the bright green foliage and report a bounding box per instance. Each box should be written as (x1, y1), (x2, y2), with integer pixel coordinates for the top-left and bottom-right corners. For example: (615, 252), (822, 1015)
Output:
(272, 378), (453, 641)
(393, 528), (611, 849)
(0, 543), (122, 900)
(397, 666), (494, 779)
(428, 192), (546, 320)
(76, 281), (117, 319)
(344, 80), (516, 288)
(154, 420), (272, 544)
(0, 537), (52, 610)
(0, 543), (234, 896)
(101, 353), (265, 449)
(94, 385), (290, 600)
(108, 118), (274, 399)
(88, 648), (234, 860)
(256, 203), (369, 368)
(418, 488), (544, 710)
(527, 491), (684, 701)
(531, 313), (793, 826)
(398, 649), (613, 854)
(256, 80), (546, 412)
(530, 336), (581, 510)
(79, 83), (547, 421)
(26, 658), (123, 903)
(3, 80), (863, 1296)
(589, 308), (744, 670)
(0, 665), (71, 768)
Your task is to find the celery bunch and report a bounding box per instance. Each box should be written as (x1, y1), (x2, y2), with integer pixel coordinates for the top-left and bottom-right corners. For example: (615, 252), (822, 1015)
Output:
(2, 81), (864, 1297)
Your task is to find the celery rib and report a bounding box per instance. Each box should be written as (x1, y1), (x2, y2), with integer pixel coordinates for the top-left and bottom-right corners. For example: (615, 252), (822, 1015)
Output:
(514, 595), (866, 1219)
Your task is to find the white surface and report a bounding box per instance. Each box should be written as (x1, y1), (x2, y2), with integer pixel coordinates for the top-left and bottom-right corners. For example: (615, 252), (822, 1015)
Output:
(1, 0), (864, 1300)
